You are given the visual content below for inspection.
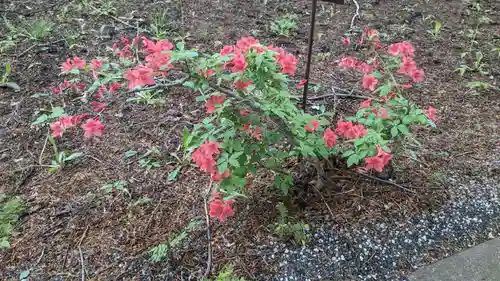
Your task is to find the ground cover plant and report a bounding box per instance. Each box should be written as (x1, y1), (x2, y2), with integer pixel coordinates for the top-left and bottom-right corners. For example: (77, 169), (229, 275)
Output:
(0, 0), (499, 279)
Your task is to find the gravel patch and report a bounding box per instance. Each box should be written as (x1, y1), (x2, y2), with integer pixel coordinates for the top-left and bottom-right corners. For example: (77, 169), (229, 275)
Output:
(262, 176), (500, 281)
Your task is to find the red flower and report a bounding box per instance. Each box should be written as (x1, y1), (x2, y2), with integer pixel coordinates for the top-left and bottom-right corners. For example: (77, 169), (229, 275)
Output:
(59, 113), (87, 130)
(51, 85), (62, 95)
(387, 41), (415, 58)
(298, 79), (308, 87)
(120, 37), (131, 46)
(304, 120), (320, 132)
(205, 95), (226, 113)
(357, 62), (373, 73)
(236, 36), (259, 53)
(50, 121), (64, 138)
(239, 110), (249, 117)
(372, 107), (390, 118)
(231, 52), (247, 73)
(192, 141), (220, 173)
(142, 38), (174, 53)
(364, 145), (392, 172)
(346, 124), (368, 139)
(90, 101), (108, 112)
(251, 126), (263, 140)
(397, 57), (417, 75)
(424, 106), (437, 122)
(279, 54), (297, 76)
(123, 66), (155, 89)
(145, 52), (172, 71)
(63, 80), (71, 88)
(203, 69), (216, 78)
(209, 194), (234, 222)
(410, 68), (425, 82)
(61, 58), (73, 72)
(362, 74), (378, 91)
(359, 98), (372, 109)
(211, 169), (230, 183)
(323, 128), (337, 149)
(110, 82), (121, 92)
(335, 120), (353, 136)
(118, 47), (132, 59)
(72, 57), (86, 69)
(91, 59), (103, 70)
(339, 56), (358, 68)
(82, 118), (104, 138)
(220, 45), (234, 56)
(234, 80), (252, 91)
(343, 37), (351, 46)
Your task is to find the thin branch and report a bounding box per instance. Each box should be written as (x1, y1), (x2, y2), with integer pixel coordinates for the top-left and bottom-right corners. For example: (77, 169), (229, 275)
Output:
(308, 92), (370, 101)
(38, 134), (49, 165)
(350, 0), (360, 29)
(77, 226), (89, 281)
(357, 172), (416, 193)
(203, 180), (214, 278)
(16, 39), (66, 58)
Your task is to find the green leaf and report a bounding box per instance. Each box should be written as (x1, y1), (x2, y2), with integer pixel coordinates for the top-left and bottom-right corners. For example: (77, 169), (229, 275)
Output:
(379, 84), (391, 96)
(183, 81), (196, 89)
(372, 71), (383, 79)
(195, 95), (207, 102)
(64, 152), (83, 162)
(391, 126), (399, 137)
(0, 82), (20, 91)
(176, 42), (185, 50)
(167, 166), (182, 181)
(397, 124), (410, 134)
(50, 107), (65, 118)
(19, 270), (30, 280)
(124, 150), (138, 158)
(346, 154), (359, 167)
(32, 114), (48, 125)
(354, 138), (365, 147)
(402, 115), (413, 125)
(342, 150), (355, 158)
(218, 161), (228, 174)
(228, 158), (240, 167)
(0, 239), (10, 249)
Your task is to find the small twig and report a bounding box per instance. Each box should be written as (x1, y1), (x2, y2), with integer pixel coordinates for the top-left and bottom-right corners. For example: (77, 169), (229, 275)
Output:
(308, 92), (370, 101)
(145, 198), (162, 231)
(38, 134), (49, 165)
(203, 180), (214, 278)
(350, 0), (360, 29)
(34, 247), (45, 266)
(357, 172), (416, 193)
(77, 226), (89, 281)
(16, 39), (66, 57)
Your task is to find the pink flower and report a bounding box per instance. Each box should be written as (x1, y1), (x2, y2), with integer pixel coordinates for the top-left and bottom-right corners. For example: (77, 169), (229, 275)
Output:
(120, 37), (131, 46)
(118, 47), (132, 59)
(211, 169), (230, 183)
(372, 107), (390, 118)
(359, 98), (372, 109)
(51, 85), (62, 95)
(110, 82), (121, 92)
(304, 120), (320, 132)
(362, 74), (378, 91)
(61, 58), (73, 72)
(323, 128), (337, 149)
(364, 145), (392, 172)
(204, 69), (216, 78)
(72, 57), (86, 69)
(63, 80), (71, 88)
(335, 120), (353, 136)
(357, 62), (373, 73)
(397, 57), (417, 75)
(234, 80), (252, 92)
(123, 66), (155, 89)
(239, 110), (249, 117)
(59, 114), (87, 129)
(50, 121), (64, 138)
(91, 59), (103, 70)
(81, 118), (104, 138)
(142, 38), (174, 53)
(339, 56), (358, 68)
(410, 68), (425, 82)
(231, 52), (247, 73)
(220, 45), (234, 56)
(424, 106), (437, 122)
(236, 36), (259, 53)
(279, 54), (297, 76)
(343, 37), (351, 46)
(298, 79), (308, 87)
(251, 126), (263, 140)
(145, 52), (172, 71)
(192, 141), (220, 173)
(209, 193), (234, 222)
(205, 95), (226, 113)
(90, 101), (108, 112)
(387, 41), (415, 57)
(345, 124), (368, 139)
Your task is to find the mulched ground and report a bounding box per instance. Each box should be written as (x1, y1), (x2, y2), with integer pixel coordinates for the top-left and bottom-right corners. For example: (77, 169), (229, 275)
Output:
(0, 0), (499, 280)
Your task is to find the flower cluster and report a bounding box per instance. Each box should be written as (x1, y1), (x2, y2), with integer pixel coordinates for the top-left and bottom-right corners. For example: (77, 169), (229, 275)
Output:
(50, 114), (104, 139)
(208, 191), (234, 222)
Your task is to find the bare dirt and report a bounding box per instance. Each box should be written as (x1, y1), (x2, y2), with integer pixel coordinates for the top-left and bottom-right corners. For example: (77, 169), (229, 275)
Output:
(0, 0), (499, 280)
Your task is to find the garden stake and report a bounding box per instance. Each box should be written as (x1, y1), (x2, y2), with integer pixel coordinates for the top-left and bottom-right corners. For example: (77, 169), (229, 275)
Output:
(302, 0), (345, 112)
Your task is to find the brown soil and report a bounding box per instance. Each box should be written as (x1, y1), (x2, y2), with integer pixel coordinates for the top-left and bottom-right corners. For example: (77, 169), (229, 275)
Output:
(0, 0), (499, 280)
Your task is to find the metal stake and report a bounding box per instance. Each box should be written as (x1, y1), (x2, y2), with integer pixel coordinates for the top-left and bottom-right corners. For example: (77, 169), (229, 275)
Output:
(302, 0), (318, 112)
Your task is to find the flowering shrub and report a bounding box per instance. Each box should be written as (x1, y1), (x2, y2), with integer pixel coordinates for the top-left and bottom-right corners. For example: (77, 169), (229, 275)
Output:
(39, 28), (436, 222)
